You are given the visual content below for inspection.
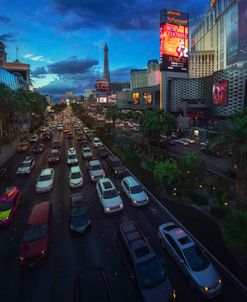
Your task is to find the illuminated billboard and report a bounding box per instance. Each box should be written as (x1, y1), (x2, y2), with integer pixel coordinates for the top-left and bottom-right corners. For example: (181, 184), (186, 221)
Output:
(133, 93), (139, 104)
(212, 81), (228, 106)
(160, 9), (189, 72)
(143, 92), (152, 104)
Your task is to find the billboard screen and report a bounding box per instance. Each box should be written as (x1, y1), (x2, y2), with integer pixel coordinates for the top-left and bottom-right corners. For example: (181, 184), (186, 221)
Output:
(133, 93), (139, 104)
(160, 9), (189, 72)
(238, 0), (247, 62)
(212, 81), (228, 106)
(143, 92), (152, 104)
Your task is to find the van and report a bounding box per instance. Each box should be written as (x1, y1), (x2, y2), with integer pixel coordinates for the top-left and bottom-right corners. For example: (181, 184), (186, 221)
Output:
(19, 201), (51, 269)
(117, 221), (176, 302)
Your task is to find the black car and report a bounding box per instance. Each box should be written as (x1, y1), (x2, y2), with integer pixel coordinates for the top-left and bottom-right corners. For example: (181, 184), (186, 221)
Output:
(52, 141), (61, 149)
(77, 135), (86, 142)
(67, 132), (73, 139)
(70, 193), (91, 233)
(42, 132), (52, 141)
(106, 155), (127, 178)
(33, 142), (45, 153)
(48, 149), (60, 164)
(97, 147), (110, 159)
(224, 169), (236, 179)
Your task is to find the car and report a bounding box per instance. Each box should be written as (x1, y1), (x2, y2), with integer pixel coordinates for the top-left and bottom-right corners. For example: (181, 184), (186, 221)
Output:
(77, 135), (85, 142)
(97, 147), (110, 159)
(106, 155), (128, 178)
(0, 187), (22, 225)
(19, 201), (51, 269)
(42, 132), (52, 141)
(67, 132), (73, 139)
(200, 142), (208, 152)
(57, 124), (63, 131)
(40, 126), (46, 132)
(52, 140), (61, 149)
(186, 138), (196, 144)
(131, 126), (140, 132)
(117, 221), (176, 302)
(175, 138), (189, 146)
(224, 169), (236, 179)
(69, 193), (90, 233)
(166, 138), (176, 146)
(69, 166), (83, 188)
(17, 141), (30, 152)
(96, 178), (123, 214)
(16, 156), (35, 175)
(48, 149), (60, 164)
(87, 160), (105, 181)
(29, 135), (38, 143)
(92, 137), (103, 148)
(82, 147), (93, 159)
(36, 168), (55, 193)
(121, 176), (148, 207)
(158, 222), (223, 298)
(33, 142), (45, 153)
(64, 128), (70, 133)
(67, 148), (78, 165)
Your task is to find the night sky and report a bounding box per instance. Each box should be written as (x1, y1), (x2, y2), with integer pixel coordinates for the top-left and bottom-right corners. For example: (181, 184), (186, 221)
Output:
(0, 0), (209, 99)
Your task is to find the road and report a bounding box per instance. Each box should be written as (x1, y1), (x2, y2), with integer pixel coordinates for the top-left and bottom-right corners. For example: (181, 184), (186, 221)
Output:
(0, 124), (246, 302)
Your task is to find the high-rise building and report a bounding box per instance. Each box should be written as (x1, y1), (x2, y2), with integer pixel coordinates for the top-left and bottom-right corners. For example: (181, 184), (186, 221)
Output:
(189, 50), (215, 78)
(191, 0), (247, 71)
(103, 42), (111, 83)
(147, 59), (160, 86)
(0, 42), (7, 67)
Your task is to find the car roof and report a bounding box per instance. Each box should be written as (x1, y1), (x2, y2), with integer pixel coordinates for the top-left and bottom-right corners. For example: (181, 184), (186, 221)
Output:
(27, 201), (51, 226)
(0, 187), (20, 202)
(98, 178), (114, 189)
(40, 168), (53, 175)
(162, 223), (194, 249)
(123, 176), (139, 187)
(71, 166), (81, 173)
(89, 159), (100, 165)
(68, 147), (76, 153)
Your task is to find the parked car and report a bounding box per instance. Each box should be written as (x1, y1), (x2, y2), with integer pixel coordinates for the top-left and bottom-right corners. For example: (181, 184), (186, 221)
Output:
(48, 149), (60, 164)
(87, 160), (105, 181)
(96, 178), (123, 214)
(117, 221), (176, 302)
(19, 201), (51, 269)
(0, 187), (22, 225)
(36, 168), (55, 193)
(16, 156), (35, 175)
(17, 141), (30, 152)
(158, 222), (222, 298)
(69, 193), (90, 233)
(106, 155), (127, 178)
(121, 176), (148, 207)
(175, 138), (189, 146)
(69, 166), (84, 188)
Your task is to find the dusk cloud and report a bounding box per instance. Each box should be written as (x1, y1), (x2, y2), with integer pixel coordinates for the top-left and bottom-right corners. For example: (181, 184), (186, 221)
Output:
(31, 67), (48, 78)
(0, 32), (16, 43)
(0, 16), (11, 24)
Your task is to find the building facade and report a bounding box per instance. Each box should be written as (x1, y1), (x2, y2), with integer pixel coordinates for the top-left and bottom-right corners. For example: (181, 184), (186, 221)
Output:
(0, 67), (29, 90)
(189, 50), (215, 78)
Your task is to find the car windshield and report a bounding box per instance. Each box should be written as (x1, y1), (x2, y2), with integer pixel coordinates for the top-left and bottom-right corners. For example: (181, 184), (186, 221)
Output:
(39, 174), (51, 181)
(136, 257), (167, 288)
(71, 204), (87, 217)
(0, 201), (13, 211)
(84, 149), (91, 153)
(20, 162), (30, 168)
(91, 164), (102, 171)
(69, 154), (77, 159)
(71, 172), (81, 179)
(112, 160), (122, 167)
(22, 223), (48, 242)
(130, 185), (143, 194)
(103, 189), (118, 199)
(183, 245), (209, 271)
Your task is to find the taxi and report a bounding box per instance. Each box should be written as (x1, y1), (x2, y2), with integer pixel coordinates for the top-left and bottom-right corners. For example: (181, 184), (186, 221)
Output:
(0, 187), (22, 225)
(17, 141), (30, 152)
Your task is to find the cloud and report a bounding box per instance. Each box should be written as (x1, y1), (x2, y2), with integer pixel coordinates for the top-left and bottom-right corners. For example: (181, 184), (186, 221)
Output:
(47, 56), (99, 74)
(111, 67), (132, 82)
(0, 32), (16, 43)
(23, 53), (53, 63)
(52, 0), (208, 31)
(0, 16), (11, 24)
(31, 66), (48, 78)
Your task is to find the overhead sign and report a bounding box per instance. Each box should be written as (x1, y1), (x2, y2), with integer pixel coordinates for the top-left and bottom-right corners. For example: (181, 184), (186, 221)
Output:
(212, 81), (228, 106)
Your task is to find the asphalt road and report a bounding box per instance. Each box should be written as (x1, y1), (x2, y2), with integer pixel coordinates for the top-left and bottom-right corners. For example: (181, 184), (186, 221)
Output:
(0, 123), (246, 302)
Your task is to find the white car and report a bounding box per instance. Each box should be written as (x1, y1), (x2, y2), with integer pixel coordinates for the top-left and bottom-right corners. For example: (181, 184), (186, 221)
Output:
(158, 222), (223, 298)
(176, 138), (189, 146)
(69, 166), (83, 188)
(16, 156), (35, 175)
(92, 137), (102, 148)
(96, 178), (124, 214)
(82, 147), (93, 159)
(67, 148), (78, 165)
(121, 176), (148, 207)
(36, 168), (54, 193)
(29, 135), (38, 143)
(87, 160), (105, 181)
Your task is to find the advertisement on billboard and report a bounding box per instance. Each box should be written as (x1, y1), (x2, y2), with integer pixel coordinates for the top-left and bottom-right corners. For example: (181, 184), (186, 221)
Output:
(133, 93), (139, 104)
(226, 3), (238, 65)
(212, 81), (228, 106)
(143, 92), (152, 104)
(238, 0), (247, 62)
(160, 9), (189, 72)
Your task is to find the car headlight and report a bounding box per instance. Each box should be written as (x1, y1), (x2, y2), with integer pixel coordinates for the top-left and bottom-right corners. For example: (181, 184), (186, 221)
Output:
(105, 207), (111, 212)
(120, 203), (124, 209)
(218, 279), (222, 284)
(172, 289), (176, 300)
(19, 257), (24, 261)
(41, 249), (47, 255)
(203, 287), (209, 292)
(132, 200), (138, 205)
(102, 172), (105, 177)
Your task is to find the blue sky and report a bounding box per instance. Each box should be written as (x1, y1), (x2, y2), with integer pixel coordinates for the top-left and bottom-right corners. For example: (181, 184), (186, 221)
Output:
(0, 0), (209, 99)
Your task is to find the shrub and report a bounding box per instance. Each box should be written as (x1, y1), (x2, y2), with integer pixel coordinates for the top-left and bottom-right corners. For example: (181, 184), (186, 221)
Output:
(223, 211), (247, 254)
(210, 204), (229, 219)
(187, 191), (208, 205)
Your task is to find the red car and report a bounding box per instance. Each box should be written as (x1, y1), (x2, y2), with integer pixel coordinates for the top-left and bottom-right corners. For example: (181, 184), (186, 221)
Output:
(19, 201), (51, 269)
(0, 187), (22, 226)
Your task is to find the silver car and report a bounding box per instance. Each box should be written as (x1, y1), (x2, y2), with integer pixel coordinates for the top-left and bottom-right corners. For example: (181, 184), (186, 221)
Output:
(35, 168), (54, 193)
(87, 160), (105, 181)
(158, 222), (223, 298)
(121, 176), (148, 207)
(82, 147), (93, 159)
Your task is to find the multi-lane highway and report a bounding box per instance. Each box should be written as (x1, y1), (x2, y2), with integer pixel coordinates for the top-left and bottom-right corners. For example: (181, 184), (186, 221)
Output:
(0, 116), (246, 302)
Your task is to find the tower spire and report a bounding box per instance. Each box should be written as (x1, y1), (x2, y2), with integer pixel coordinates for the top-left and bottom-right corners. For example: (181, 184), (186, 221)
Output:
(103, 42), (110, 83)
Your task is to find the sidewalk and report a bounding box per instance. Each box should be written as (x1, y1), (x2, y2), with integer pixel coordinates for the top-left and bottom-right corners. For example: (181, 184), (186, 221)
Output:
(0, 138), (20, 168)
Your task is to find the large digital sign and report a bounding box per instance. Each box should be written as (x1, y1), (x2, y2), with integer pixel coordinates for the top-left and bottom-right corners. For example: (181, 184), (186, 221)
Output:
(143, 92), (152, 104)
(212, 81), (228, 106)
(160, 9), (189, 72)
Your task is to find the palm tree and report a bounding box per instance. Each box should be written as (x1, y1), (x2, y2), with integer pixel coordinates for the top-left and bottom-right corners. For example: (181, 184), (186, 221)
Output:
(210, 108), (247, 203)
(153, 160), (180, 191)
(105, 104), (119, 134)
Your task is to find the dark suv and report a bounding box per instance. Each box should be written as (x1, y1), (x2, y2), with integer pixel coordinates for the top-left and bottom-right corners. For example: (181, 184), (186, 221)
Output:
(117, 221), (176, 302)
(106, 155), (127, 178)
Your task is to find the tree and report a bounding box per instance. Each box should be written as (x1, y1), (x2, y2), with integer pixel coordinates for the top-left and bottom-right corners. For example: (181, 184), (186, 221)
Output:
(105, 105), (119, 134)
(0, 83), (13, 136)
(178, 153), (206, 182)
(209, 109), (247, 204)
